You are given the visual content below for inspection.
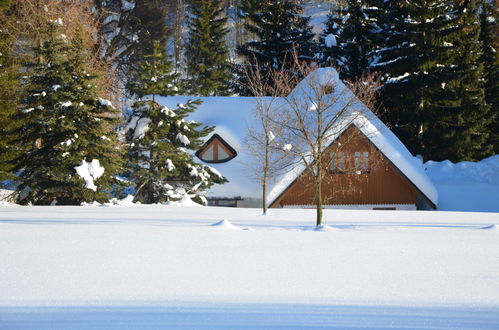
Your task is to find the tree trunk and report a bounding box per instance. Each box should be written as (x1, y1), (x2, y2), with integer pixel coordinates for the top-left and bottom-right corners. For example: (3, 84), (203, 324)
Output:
(315, 175), (323, 226)
(262, 140), (269, 214)
(262, 176), (267, 215)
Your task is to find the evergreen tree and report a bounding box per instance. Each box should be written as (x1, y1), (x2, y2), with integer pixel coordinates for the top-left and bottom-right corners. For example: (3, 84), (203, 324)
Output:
(423, 0), (493, 161)
(237, 0), (316, 93)
(373, 0), (492, 161)
(479, 1), (498, 153)
(125, 43), (227, 204)
(14, 23), (123, 205)
(126, 100), (227, 204)
(127, 40), (180, 100)
(0, 0), (19, 181)
(185, 0), (232, 96)
(319, 0), (382, 82)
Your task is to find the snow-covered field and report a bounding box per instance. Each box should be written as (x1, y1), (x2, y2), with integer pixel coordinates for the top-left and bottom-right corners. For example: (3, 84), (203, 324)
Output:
(1, 205), (499, 329)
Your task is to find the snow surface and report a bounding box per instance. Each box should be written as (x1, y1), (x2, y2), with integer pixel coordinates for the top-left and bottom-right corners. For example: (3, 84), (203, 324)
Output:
(425, 156), (499, 212)
(0, 206), (498, 328)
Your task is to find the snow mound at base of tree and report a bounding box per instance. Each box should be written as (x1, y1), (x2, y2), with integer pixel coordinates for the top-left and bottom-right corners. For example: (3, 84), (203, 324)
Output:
(425, 155), (499, 212)
(314, 224), (340, 232)
(211, 219), (240, 230)
(164, 195), (201, 207)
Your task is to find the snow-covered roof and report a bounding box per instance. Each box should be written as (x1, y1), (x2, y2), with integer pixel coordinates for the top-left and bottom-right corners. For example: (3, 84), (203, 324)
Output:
(155, 95), (266, 200)
(155, 68), (438, 207)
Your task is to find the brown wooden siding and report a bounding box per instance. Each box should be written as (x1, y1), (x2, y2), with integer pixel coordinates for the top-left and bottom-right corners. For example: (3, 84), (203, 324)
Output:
(273, 126), (420, 207)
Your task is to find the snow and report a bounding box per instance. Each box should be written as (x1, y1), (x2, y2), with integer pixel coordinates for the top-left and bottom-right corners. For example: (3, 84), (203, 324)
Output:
(74, 159), (105, 191)
(165, 159), (175, 171)
(0, 206), (498, 328)
(133, 117), (151, 140)
(211, 219), (240, 230)
(267, 130), (275, 142)
(425, 155), (499, 212)
(98, 98), (114, 109)
(282, 144), (293, 151)
(121, 0), (135, 11)
(60, 101), (72, 107)
(325, 33), (337, 47)
(176, 133), (190, 145)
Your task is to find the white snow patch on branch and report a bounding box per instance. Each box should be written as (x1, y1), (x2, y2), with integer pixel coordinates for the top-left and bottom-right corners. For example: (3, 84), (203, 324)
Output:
(75, 159), (105, 191)
(166, 159), (175, 172)
(98, 98), (115, 109)
(133, 117), (151, 140)
(325, 34), (337, 47)
(176, 133), (190, 146)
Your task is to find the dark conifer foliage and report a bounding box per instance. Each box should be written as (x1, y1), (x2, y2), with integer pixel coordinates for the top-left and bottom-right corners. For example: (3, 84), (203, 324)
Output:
(422, 0), (493, 161)
(372, 0), (492, 161)
(14, 23), (123, 205)
(185, 0), (232, 96)
(237, 0), (316, 94)
(479, 1), (498, 153)
(127, 41), (180, 100)
(320, 0), (382, 82)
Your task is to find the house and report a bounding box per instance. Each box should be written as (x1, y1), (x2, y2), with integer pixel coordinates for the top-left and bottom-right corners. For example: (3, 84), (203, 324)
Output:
(156, 68), (438, 210)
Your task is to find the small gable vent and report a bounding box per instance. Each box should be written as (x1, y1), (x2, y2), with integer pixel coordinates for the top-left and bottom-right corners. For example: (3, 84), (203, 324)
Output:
(196, 134), (237, 163)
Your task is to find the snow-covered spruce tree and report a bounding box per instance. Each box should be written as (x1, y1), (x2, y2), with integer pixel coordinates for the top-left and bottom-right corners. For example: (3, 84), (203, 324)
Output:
(237, 0), (316, 94)
(13, 23), (123, 205)
(125, 100), (228, 204)
(0, 0), (20, 181)
(125, 42), (226, 204)
(319, 0), (382, 82)
(479, 1), (498, 153)
(184, 0), (232, 96)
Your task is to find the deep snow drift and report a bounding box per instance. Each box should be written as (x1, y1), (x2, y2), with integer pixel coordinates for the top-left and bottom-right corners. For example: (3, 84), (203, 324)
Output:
(0, 205), (498, 328)
(425, 155), (499, 212)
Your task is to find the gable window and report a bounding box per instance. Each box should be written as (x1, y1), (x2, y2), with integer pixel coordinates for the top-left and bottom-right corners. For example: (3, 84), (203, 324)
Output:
(329, 152), (345, 173)
(196, 134), (237, 163)
(354, 151), (369, 173)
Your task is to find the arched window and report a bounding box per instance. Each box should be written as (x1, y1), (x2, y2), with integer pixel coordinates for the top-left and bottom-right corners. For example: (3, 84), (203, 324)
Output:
(196, 134), (237, 163)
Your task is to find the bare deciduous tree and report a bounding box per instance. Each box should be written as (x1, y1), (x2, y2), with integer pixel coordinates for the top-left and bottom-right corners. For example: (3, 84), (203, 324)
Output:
(244, 64), (294, 214)
(270, 61), (382, 226)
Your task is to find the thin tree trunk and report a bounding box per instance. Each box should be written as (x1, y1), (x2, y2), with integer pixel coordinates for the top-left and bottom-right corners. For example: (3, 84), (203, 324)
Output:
(262, 139), (269, 214)
(315, 175), (323, 226)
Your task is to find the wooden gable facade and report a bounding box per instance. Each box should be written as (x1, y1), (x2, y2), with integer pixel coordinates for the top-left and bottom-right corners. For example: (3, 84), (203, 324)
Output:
(269, 125), (436, 210)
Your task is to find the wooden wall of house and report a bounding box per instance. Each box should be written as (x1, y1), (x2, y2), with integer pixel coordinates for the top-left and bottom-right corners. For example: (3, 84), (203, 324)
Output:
(273, 126), (420, 207)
